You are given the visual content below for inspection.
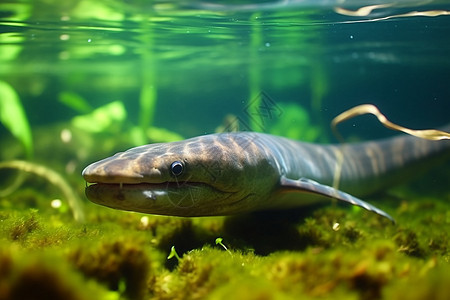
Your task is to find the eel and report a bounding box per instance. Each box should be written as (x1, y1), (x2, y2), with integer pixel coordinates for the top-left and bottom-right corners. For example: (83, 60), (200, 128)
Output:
(82, 130), (450, 222)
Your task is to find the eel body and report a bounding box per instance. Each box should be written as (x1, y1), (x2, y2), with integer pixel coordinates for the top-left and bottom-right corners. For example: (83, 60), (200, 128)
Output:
(82, 131), (450, 222)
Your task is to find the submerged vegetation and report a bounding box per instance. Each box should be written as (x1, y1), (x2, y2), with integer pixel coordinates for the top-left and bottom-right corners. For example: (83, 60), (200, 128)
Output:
(0, 81), (33, 159)
(0, 192), (449, 300)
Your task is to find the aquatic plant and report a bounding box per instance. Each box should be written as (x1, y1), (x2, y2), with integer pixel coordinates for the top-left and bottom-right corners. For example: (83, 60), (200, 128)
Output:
(0, 80), (33, 158)
(0, 160), (85, 223)
(0, 247), (109, 300)
(247, 12), (263, 132)
(70, 100), (183, 145)
(167, 246), (182, 261)
(58, 91), (93, 114)
(0, 82), (85, 222)
(69, 238), (150, 300)
(71, 101), (127, 134)
(266, 102), (322, 142)
(138, 20), (158, 145)
(0, 188), (449, 299)
(215, 237), (232, 256)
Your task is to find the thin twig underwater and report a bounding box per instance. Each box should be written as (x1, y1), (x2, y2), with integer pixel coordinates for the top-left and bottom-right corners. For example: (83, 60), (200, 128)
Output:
(331, 104), (450, 141)
(0, 160), (85, 222)
(330, 103), (450, 196)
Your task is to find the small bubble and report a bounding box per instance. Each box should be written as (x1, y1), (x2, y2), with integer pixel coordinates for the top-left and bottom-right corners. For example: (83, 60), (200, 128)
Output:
(65, 161), (76, 174)
(60, 128), (72, 143)
(59, 51), (70, 60)
(51, 199), (62, 209)
(87, 38), (92, 43)
(332, 222), (340, 231)
(60, 34), (70, 41)
(140, 216), (149, 227)
(350, 35), (354, 39)
(265, 42), (271, 47)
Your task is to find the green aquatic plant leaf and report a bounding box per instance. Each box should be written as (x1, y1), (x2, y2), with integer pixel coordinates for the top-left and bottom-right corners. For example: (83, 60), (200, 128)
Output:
(146, 126), (184, 143)
(0, 160), (85, 223)
(58, 91), (93, 114)
(167, 246), (181, 261)
(0, 32), (25, 62)
(267, 103), (321, 142)
(71, 101), (126, 133)
(215, 237), (232, 256)
(138, 19), (158, 146)
(247, 11), (263, 132)
(0, 80), (33, 158)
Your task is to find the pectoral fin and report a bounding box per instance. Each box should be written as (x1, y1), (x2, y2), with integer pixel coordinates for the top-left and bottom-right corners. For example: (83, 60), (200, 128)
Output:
(280, 176), (395, 223)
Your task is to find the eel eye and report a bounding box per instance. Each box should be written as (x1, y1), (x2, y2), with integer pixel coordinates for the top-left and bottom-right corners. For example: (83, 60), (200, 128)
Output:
(170, 161), (184, 176)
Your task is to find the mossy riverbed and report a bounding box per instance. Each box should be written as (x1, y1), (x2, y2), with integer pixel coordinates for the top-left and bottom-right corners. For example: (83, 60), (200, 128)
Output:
(0, 182), (449, 300)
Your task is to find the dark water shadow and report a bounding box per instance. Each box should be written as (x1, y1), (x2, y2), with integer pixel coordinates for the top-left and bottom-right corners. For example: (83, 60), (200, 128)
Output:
(222, 204), (326, 256)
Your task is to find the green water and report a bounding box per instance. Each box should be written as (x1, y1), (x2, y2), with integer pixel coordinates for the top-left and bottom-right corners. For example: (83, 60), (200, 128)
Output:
(2, 0), (449, 138)
(0, 1), (449, 299)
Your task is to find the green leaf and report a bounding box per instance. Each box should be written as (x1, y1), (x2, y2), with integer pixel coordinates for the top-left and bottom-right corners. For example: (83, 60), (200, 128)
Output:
(59, 91), (92, 114)
(167, 246), (181, 261)
(0, 80), (33, 158)
(71, 101), (126, 133)
(146, 126), (184, 143)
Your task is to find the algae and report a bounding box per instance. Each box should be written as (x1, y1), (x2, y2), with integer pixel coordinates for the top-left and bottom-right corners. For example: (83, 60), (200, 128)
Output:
(0, 183), (449, 299)
(0, 2), (448, 298)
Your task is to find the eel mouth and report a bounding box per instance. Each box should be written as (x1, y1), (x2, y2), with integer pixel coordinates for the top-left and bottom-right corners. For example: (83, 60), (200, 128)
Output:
(85, 181), (216, 191)
(84, 181), (236, 203)
(84, 181), (216, 204)
(84, 178), (240, 194)
(84, 181), (242, 217)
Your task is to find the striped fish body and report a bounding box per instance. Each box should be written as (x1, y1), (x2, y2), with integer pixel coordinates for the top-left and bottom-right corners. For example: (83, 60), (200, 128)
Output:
(82, 131), (450, 221)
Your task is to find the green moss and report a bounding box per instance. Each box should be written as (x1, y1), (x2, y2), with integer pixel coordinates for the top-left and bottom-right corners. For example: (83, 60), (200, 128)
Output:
(0, 248), (108, 300)
(0, 185), (449, 299)
(264, 243), (396, 299)
(384, 262), (450, 300)
(209, 277), (290, 300)
(8, 210), (39, 241)
(394, 228), (426, 258)
(68, 238), (150, 300)
(150, 247), (264, 299)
